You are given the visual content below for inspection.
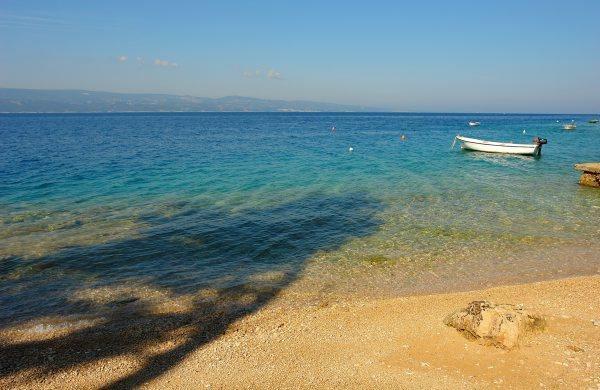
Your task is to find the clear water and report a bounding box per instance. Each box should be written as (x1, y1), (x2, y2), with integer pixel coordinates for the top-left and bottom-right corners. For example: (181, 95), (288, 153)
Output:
(1, 113), (599, 327)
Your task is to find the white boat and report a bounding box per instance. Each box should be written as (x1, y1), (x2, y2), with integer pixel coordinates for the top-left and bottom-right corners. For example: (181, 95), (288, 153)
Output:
(468, 121), (481, 127)
(563, 122), (576, 130)
(453, 135), (547, 156)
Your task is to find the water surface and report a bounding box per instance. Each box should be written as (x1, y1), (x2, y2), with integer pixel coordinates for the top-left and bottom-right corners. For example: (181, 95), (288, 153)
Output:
(1, 113), (599, 326)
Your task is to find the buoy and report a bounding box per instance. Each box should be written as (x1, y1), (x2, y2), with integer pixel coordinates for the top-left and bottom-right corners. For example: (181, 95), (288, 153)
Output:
(522, 130), (526, 134)
(400, 134), (406, 141)
(331, 126), (336, 132)
(348, 147), (354, 152)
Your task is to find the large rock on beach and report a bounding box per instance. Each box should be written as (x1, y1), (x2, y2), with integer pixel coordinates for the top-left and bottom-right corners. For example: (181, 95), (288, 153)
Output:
(444, 300), (546, 350)
(574, 162), (600, 188)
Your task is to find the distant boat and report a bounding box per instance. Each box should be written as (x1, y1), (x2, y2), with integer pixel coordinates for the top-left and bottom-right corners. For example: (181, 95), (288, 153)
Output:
(563, 122), (576, 130)
(468, 121), (481, 127)
(589, 119), (599, 124)
(453, 135), (547, 156)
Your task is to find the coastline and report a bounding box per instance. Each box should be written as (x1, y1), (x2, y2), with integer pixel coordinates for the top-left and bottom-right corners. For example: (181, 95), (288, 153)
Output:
(2, 112), (599, 388)
(3, 2), (600, 389)
(2, 274), (599, 389)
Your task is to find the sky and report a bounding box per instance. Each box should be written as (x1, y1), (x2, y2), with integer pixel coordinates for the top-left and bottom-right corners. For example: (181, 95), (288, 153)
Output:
(1, 0), (599, 113)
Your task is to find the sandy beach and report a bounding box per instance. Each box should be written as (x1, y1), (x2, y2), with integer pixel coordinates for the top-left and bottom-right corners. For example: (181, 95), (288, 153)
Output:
(2, 275), (598, 389)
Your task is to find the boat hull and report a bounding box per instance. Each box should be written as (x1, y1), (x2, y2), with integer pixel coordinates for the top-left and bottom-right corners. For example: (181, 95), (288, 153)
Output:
(456, 136), (541, 156)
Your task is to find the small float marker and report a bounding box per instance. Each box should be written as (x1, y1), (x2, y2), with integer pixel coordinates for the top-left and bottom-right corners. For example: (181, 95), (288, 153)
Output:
(348, 147), (354, 152)
(400, 134), (406, 141)
(522, 129), (526, 134)
(331, 126), (336, 132)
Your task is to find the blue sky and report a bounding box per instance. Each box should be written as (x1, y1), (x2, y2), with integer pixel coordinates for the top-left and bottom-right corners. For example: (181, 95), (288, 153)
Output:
(1, 0), (599, 112)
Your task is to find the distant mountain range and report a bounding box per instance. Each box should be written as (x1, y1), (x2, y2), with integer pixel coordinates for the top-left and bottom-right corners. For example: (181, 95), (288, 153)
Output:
(0, 88), (379, 113)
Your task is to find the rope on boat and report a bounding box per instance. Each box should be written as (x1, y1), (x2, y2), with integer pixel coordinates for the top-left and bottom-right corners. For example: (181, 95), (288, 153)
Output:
(451, 135), (458, 150)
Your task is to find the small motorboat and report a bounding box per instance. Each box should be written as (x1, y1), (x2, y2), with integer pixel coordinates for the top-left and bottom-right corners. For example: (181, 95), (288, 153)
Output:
(563, 122), (576, 130)
(453, 135), (547, 156)
(589, 119), (599, 124)
(468, 121), (481, 127)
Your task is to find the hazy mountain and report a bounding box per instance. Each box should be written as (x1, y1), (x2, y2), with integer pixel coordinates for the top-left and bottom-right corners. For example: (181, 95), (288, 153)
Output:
(0, 88), (379, 113)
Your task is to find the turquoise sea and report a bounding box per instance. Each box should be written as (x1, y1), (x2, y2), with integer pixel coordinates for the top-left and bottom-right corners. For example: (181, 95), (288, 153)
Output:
(1, 113), (599, 328)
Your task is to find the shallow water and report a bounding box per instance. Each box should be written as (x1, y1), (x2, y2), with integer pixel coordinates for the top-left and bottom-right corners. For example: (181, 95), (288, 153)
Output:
(1, 113), (599, 326)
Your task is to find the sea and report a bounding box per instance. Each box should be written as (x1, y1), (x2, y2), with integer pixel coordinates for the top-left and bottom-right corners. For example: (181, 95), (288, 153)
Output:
(1, 112), (599, 328)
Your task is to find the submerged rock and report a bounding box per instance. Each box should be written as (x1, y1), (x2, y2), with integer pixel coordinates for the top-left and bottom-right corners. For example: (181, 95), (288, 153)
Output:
(444, 300), (546, 350)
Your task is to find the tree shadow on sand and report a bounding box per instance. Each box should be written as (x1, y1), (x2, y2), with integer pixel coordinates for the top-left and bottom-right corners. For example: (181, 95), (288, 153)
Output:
(0, 192), (382, 388)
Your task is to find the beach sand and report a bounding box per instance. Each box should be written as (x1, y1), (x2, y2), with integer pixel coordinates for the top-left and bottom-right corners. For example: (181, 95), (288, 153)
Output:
(1, 275), (599, 389)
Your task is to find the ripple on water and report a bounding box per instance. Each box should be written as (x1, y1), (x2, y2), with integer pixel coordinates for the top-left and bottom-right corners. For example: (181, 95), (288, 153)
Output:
(0, 113), (599, 328)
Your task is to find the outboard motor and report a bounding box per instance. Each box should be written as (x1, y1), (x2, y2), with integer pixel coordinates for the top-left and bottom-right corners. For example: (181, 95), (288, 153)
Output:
(532, 137), (548, 156)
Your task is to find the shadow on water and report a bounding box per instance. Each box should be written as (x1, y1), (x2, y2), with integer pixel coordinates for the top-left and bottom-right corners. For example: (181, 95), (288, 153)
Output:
(0, 192), (382, 388)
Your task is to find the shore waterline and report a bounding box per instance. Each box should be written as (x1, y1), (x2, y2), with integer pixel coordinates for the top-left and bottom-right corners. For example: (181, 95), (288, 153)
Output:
(1, 113), (599, 327)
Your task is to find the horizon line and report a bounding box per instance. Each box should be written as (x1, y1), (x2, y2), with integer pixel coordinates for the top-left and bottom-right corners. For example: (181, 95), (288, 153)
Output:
(1, 86), (598, 116)
(1, 111), (599, 116)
